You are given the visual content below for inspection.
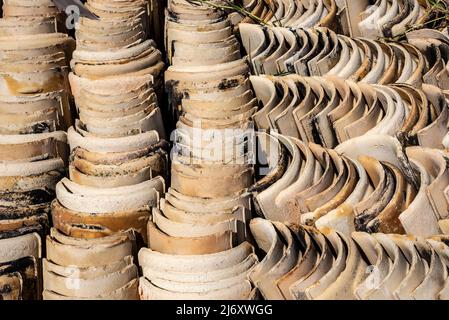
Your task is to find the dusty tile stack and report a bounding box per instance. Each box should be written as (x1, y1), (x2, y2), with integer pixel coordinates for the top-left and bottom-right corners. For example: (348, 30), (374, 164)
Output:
(43, 0), (168, 300)
(0, 5), (74, 299)
(138, 0), (259, 300)
(248, 218), (367, 300)
(227, 0), (339, 31)
(248, 75), (449, 149)
(240, 25), (431, 86)
(43, 229), (140, 300)
(249, 218), (449, 300)
(335, 135), (449, 237)
(406, 29), (449, 91)
(357, 0), (429, 39)
(230, 0), (432, 38)
(1, 0), (64, 33)
(232, 2), (449, 299)
(248, 131), (449, 239)
(2, 0), (60, 18)
(273, 0), (448, 39)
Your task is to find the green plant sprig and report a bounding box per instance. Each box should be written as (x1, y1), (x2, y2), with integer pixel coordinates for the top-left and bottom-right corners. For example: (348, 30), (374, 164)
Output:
(185, 0), (270, 25)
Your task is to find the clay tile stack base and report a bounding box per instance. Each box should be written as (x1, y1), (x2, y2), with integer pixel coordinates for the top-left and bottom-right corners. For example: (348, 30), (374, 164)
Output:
(0, 2), (73, 299)
(43, 229), (139, 300)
